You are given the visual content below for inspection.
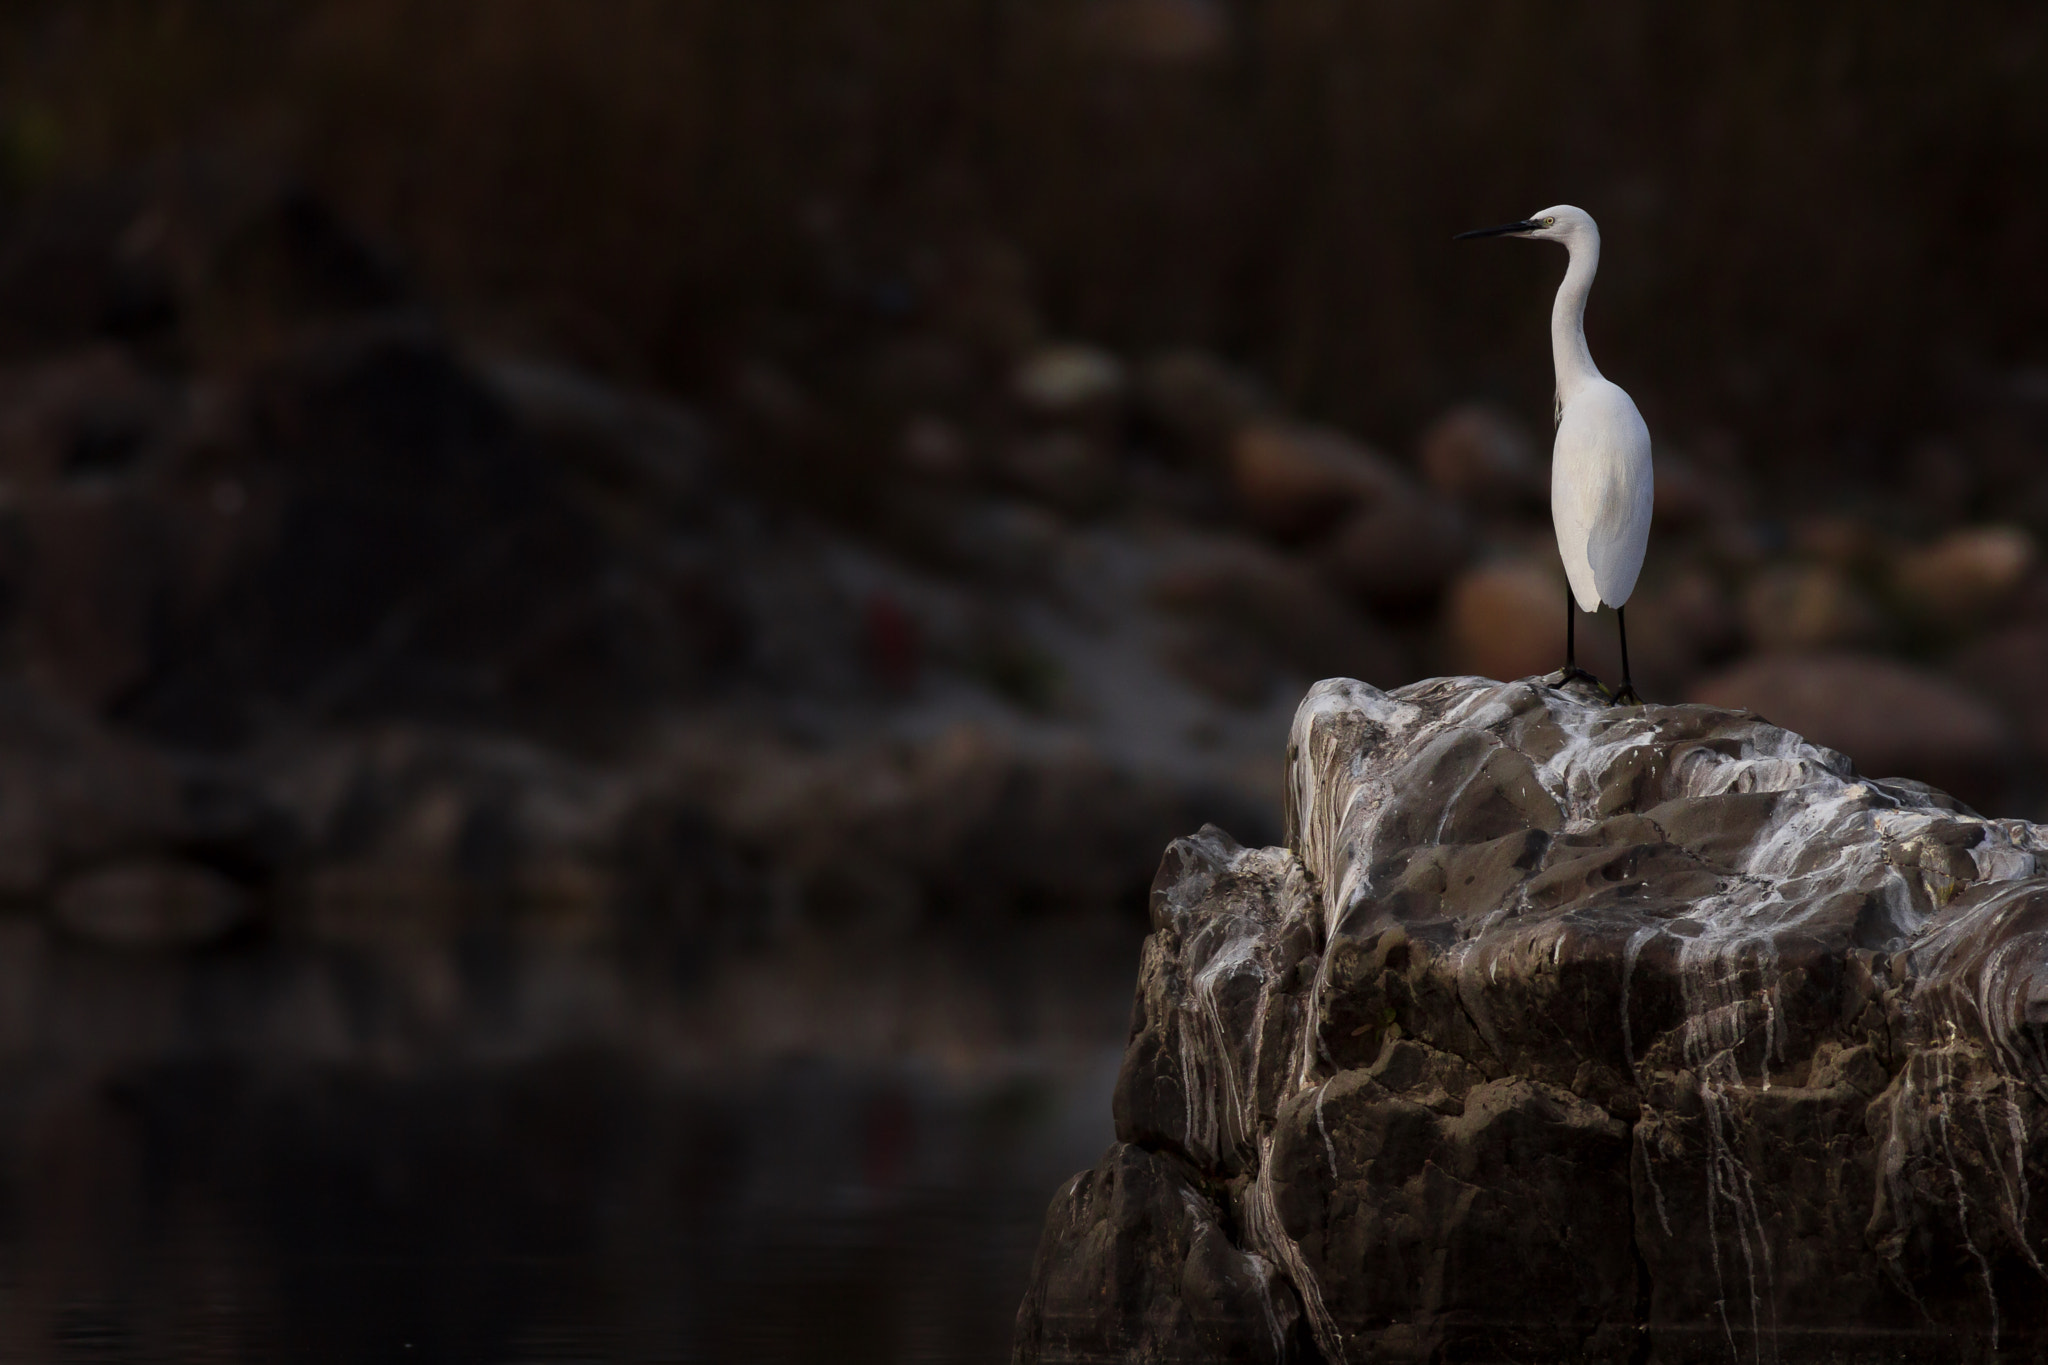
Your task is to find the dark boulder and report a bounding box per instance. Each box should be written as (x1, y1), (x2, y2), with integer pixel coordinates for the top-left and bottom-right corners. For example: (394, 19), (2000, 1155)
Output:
(1014, 1142), (1307, 1365)
(1018, 674), (2048, 1362)
(110, 321), (735, 750)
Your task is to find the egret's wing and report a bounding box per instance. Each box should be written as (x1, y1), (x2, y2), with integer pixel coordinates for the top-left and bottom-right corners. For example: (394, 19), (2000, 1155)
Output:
(1550, 414), (1604, 613)
(1574, 388), (1654, 608)
(1553, 389), (1563, 432)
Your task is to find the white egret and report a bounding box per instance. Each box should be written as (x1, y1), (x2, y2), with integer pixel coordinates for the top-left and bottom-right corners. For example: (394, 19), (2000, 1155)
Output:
(1456, 205), (1652, 704)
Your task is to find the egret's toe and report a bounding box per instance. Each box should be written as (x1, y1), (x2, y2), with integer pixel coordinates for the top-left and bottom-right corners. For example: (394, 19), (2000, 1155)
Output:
(1551, 665), (1609, 700)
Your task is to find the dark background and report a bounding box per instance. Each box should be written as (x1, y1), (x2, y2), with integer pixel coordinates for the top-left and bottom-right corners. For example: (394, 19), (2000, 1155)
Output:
(0, 3), (2045, 1360)
(12, 3), (2048, 461)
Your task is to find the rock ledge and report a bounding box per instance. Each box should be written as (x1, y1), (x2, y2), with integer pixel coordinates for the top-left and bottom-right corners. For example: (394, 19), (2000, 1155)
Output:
(1015, 674), (2048, 1363)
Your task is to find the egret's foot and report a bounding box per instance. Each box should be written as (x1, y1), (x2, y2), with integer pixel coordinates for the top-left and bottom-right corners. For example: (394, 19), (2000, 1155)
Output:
(1551, 666), (1609, 699)
(1610, 681), (1643, 707)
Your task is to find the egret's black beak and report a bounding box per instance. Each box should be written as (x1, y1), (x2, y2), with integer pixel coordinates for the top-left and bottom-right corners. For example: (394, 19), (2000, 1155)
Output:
(1454, 219), (1542, 241)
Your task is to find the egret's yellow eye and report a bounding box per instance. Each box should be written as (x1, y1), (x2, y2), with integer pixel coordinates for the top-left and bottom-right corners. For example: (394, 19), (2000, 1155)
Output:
(1543, 216), (1557, 227)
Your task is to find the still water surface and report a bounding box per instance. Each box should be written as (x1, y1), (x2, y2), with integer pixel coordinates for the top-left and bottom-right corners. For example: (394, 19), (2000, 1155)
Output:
(0, 918), (1134, 1362)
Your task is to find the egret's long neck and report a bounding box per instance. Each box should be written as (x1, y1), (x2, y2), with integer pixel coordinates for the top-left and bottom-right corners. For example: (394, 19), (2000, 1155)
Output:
(1550, 229), (1604, 400)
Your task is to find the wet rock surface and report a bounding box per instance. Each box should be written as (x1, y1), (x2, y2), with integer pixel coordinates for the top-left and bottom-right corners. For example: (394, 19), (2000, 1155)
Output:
(1017, 674), (2048, 1363)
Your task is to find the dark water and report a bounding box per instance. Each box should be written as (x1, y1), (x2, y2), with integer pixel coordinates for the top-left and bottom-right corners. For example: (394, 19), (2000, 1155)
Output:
(0, 917), (1135, 1363)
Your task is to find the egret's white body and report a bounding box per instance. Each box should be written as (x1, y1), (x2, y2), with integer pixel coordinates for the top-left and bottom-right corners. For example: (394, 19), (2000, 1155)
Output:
(1535, 206), (1653, 613)
(1457, 203), (1652, 699)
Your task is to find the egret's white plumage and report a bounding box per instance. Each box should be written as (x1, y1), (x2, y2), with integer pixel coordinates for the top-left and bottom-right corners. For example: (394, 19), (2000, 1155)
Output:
(1526, 206), (1653, 613)
(1457, 203), (1652, 700)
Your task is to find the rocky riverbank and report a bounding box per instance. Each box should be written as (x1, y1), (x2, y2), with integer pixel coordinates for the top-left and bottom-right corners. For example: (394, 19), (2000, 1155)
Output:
(3, 165), (2048, 964)
(1016, 674), (2048, 1363)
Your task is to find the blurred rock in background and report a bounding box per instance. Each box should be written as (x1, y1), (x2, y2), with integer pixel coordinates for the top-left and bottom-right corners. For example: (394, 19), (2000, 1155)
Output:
(0, 152), (2039, 960)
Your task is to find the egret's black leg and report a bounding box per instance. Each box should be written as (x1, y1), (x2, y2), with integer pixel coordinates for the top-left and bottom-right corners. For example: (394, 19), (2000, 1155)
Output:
(1555, 591), (1605, 693)
(1611, 606), (1642, 705)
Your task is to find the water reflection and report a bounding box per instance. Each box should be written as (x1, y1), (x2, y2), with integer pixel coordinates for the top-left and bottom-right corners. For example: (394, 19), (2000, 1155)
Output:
(0, 919), (1135, 1362)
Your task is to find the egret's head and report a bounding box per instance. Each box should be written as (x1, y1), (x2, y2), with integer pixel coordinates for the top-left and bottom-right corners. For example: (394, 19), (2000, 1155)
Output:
(1454, 204), (1598, 246)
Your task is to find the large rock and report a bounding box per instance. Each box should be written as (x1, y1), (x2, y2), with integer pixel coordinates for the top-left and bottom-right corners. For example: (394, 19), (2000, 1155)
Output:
(52, 857), (249, 949)
(1443, 558), (1563, 682)
(1229, 424), (1407, 542)
(1894, 526), (2035, 625)
(1739, 563), (1889, 653)
(1017, 674), (2048, 1362)
(110, 322), (738, 750)
(1416, 404), (1541, 511)
(1950, 623), (2048, 763)
(0, 681), (186, 897)
(1315, 492), (1470, 610)
(1014, 1143), (1307, 1365)
(1689, 652), (2011, 811)
(1137, 350), (1267, 459)
(1013, 344), (1128, 417)
(1149, 536), (1408, 694)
